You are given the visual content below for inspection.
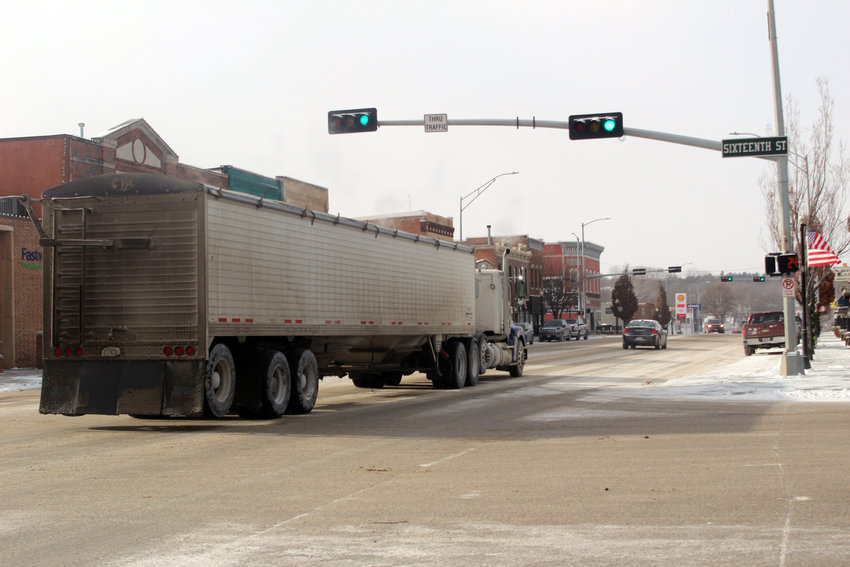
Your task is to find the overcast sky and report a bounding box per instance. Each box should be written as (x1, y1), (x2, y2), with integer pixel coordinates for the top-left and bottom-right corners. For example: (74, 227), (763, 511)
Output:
(3, 0), (848, 274)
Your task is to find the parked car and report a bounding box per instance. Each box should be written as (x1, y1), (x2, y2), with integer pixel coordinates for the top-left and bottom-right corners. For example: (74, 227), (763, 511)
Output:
(623, 319), (668, 350)
(540, 319), (569, 342)
(564, 317), (589, 340)
(516, 321), (534, 344)
(703, 317), (725, 333)
(742, 311), (798, 356)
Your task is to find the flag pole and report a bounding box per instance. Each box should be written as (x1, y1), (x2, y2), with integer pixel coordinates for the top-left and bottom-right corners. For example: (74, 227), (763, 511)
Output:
(800, 223), (811, 368)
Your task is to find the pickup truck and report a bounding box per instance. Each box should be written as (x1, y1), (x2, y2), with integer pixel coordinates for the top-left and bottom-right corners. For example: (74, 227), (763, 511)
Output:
(564, 317), (589, 340)
(540, 319), (569, 342)
(742, 311), (797, 355)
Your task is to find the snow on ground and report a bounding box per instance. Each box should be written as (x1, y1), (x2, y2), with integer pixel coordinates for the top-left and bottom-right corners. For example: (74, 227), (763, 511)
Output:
(647, 332), (850, 402)
(2, 334), (847, 401)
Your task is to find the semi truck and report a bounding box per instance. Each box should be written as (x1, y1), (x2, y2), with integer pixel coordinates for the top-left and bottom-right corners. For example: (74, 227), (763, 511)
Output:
(22, 173), (527, 419)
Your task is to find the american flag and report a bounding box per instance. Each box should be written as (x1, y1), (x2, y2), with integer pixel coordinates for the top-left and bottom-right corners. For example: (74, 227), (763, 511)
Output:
(806, 231), (841, 267)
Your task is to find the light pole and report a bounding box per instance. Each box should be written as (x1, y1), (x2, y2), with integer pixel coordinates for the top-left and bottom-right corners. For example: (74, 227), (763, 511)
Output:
(580, 217), (612, 329)
(458, 171), (519, 242)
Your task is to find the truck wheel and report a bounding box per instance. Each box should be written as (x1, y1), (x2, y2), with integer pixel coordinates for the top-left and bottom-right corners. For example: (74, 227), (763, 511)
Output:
(476, 335), (488, 375)
(350, 373), (385, 389)
(509, 339), (526, 377)
(583, 331), (588, 340)
(436, 341), (466, 389)
(384, 371), (403, 386)
(744, 345), (754, 356)
(258, 350), (291, 418)
(465, 339), (480, 387)
(204, 344), (236, 418)
(286, 349), (319, 414)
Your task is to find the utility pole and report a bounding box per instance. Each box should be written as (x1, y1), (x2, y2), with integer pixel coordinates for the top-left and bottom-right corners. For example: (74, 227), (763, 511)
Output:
(767, 0), (803, 375)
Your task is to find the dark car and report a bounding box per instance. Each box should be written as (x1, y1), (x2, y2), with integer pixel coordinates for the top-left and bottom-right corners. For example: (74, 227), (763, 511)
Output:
(516, 321), (534, 344)
(623, 319), (668, 350)
(540, 319), (568, 342)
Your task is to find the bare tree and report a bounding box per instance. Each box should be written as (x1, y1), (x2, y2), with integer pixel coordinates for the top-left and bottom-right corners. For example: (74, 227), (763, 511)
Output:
(701, 282), (736, 323)
(543, 277), (576, 320)
(761, 78), (849, 343)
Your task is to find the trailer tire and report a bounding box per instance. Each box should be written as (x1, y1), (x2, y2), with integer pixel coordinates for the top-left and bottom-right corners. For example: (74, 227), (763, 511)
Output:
(509, 339), (526, 378)
(436, 340), (467, 389)
(465, 339), (480, 387)
(204, 344), (236, 417)
(257, 350), (292, 418)
(286, 349), (319, 414)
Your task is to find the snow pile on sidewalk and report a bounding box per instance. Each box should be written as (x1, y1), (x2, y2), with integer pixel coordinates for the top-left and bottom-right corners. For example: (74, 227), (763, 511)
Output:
(654, 333), (849, 402)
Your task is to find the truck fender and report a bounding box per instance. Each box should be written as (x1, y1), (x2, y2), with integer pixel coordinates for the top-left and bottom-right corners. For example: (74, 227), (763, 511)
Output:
(507, 325), (521, 346)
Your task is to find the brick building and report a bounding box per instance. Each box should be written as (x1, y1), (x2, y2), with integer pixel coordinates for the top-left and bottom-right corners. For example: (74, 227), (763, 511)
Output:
(0, 119), (328, 368)
(542, 240), (605, 330)
(357, 211), (455, 242)
(0, 215), (42, 369)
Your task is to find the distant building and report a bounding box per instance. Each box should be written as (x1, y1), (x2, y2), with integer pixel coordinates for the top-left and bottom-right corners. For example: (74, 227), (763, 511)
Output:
(357, 211), (455, 242)
(542, 240), (605, 330)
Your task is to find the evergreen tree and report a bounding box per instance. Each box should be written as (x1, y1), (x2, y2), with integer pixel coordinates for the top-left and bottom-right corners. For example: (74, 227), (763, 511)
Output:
(654, 283), (672, 327)
(611, 274), (638, 327)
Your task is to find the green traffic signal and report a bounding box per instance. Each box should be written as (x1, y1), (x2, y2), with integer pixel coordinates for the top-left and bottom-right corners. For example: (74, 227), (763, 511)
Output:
(721, 276), (733, 282)
(569, 112), (624, 140)
(328, 108), (378, 134)
(753, 276), (766, 282)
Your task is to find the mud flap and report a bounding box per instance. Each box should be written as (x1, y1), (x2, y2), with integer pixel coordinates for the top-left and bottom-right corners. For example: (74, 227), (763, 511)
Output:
(40, 360), (205, 416)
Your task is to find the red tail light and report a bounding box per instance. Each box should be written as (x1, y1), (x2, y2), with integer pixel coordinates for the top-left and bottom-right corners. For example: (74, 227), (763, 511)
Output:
(163, 346), (196, 357)
(54, 346), (83, 357)
(651, 329), (658, 335)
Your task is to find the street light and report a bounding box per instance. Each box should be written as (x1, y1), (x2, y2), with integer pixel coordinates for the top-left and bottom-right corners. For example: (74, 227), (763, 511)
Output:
(580, 217), (612, 329)
(458, 171), (519, 242)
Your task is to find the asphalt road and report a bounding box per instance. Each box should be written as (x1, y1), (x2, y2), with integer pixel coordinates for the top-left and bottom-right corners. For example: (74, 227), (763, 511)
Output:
(2, 334), (848, 566)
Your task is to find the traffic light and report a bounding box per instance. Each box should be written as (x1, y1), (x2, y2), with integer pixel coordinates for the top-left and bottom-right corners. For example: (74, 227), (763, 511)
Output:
(753, 276), (766, 282)
(328, 108), (378, 134)
(568, 112), (624, 140)
(765, 254), (778, 276)
(632, 268), (646, 276)
(777, 253), (799, 273)
(721, 276), (733, 282)
(668, 266), (682, 273)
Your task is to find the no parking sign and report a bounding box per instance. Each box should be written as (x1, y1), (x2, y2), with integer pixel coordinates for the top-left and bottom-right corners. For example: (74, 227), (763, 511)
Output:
(781, 277), (796, 298)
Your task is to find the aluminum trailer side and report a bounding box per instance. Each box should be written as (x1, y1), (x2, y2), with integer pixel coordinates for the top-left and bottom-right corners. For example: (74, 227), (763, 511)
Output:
(30, 173), (525, 418)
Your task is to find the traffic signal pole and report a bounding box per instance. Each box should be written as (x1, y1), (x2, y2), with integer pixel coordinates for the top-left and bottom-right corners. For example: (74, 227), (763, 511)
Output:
(768, 0), (803, 376)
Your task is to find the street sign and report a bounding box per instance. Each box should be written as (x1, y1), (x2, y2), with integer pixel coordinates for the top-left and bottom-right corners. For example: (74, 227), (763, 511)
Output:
(424, 114), (448, 133)
(721, 136), (787, 158)
(781, 277), (796, 298)
(834, 266), (850, 282)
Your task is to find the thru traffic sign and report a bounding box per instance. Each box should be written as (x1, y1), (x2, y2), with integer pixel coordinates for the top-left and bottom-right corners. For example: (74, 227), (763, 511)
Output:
(424, 114), (448, 133)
